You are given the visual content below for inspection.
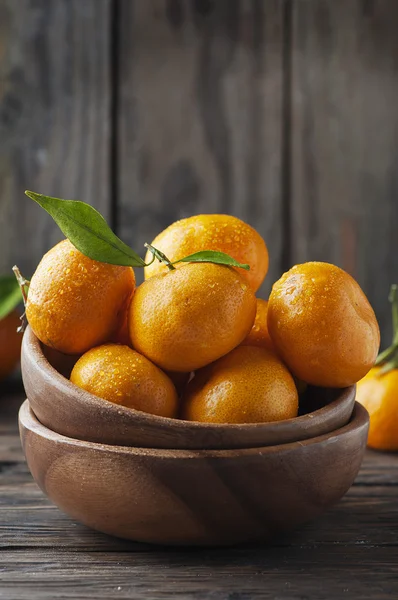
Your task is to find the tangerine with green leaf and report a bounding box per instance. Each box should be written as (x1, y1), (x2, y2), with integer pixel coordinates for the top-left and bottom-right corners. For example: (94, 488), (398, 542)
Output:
(144, 214), (269, 291)
(129, 261), (257, 372)
(23, 192), (260, 369)
(26, 239), (136, 355)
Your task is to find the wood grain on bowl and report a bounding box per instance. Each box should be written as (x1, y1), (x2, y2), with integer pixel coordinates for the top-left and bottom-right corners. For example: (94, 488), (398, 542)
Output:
(21, 327), (356, 450)
(19, 400), (369, 546)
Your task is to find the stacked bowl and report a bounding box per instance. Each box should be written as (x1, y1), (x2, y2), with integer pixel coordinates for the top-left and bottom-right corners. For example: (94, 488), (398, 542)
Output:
(20, 326), (368, 546)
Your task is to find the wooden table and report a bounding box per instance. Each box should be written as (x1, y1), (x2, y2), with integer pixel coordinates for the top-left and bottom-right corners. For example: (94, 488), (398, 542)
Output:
(1, 382), (397, 599)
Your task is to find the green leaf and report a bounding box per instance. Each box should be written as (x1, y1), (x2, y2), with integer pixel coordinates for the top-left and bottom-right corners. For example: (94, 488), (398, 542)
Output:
(174, 251), (250, 270)
(25, 191), (146, 267)
(0, 276), (22, 320)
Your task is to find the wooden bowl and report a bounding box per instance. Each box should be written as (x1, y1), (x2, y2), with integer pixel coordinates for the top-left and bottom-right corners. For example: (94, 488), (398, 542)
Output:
(19, 400), (369, 546)
(22, 327), (356, 450)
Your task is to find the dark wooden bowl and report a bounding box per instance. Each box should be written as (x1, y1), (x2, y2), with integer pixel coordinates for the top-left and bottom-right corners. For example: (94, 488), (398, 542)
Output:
(19, 400), (369, 546)
(21, 327), (356, 450)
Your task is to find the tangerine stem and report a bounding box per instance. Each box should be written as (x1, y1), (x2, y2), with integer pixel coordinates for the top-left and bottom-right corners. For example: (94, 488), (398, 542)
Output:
(376, 345), (397, 366)
(12, 266), (29, 306)
(12, 265), (30, 333)
(144, 243), (176, 271)
(389, 284), (398, 345)
(144, 252), (156, 268)
(375, 284), (398, 374)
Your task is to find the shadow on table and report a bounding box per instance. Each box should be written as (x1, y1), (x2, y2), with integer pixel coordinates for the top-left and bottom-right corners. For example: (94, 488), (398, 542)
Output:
(71, 492), (397, 564)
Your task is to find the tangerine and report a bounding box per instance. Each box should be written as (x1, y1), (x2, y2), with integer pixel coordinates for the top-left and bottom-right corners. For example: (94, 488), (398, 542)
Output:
(356, 284), (398, 450)
(130, 262), (256, 372)
(26, 240), (135, 355)
(267, 262), (380, 387)
(70, 343), (178, 418)
(356, 367), (398, 451)
(181, 345), (298, 424)
(240, 298), (274, 351)
(0, 310), (22, 380)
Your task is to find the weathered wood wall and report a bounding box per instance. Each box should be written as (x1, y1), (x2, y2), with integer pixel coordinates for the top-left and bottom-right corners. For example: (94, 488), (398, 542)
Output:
(0, 0), (111, 271)
(0, 0), (397, 344)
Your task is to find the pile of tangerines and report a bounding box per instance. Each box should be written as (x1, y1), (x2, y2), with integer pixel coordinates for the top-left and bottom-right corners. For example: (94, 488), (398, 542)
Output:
(20, 213), (384, 432)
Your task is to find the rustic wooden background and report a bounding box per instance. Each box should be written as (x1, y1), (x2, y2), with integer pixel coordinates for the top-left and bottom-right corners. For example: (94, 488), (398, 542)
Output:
(0, 0), (397, 344)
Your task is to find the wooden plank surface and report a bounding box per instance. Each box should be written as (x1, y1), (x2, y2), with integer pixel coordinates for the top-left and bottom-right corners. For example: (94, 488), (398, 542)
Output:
(116, 0), (285, 293)
(1, 387), (398, 599)
(0, 0), (111, 279)
(290, 0), (398, 345)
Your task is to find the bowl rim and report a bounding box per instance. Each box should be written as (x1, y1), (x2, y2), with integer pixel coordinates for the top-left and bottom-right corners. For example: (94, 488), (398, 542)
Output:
(23, 326), (356, 433)
(20, 400), (369, 459)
